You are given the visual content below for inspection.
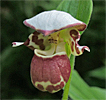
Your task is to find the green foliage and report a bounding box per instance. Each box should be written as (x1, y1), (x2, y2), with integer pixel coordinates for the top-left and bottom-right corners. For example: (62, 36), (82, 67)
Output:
(70, 70), (106, 99)
(88, 66), (106, 79)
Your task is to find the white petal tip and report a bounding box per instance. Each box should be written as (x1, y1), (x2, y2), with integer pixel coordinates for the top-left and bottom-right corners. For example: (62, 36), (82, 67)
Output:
(12, 42), (24, 47)
(85, 47), (90, 52)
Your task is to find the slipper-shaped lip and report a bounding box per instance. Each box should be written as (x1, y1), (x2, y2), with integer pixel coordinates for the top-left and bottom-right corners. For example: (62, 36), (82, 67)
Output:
(23, 10), (86, 36)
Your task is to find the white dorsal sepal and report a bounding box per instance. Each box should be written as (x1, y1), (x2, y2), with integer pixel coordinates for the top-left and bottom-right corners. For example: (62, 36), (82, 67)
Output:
(23, 10), (86, 36)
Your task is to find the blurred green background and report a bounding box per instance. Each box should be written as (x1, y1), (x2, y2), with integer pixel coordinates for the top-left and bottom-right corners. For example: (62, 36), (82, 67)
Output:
(1, 0), (105, 99)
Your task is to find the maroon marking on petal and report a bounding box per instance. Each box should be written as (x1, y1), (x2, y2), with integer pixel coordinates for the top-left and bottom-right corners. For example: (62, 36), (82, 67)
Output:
(71, 41), (74, 52)
(75, 44), (80, 54)
(81, 47), (85, 53)
(24, 38), (35, 50)
(54, 85), (61, 91)
(60, 82), (65, 88)
(46, 82), (65, 93)
(28, 46), (35, 50)
(12, 42), (16, 45)
(38, 39), (43, 45)
(32, 31), (45, 50)
(24, 38), (36, 50)
(70, 30), (79, 40)
(33, 31), (40, 35)
(24, 31), (45, 50)
(38, 39), (45, 50)
(32, 34), (38, 43)
(24, 38), (30, 46)
(46, 85), (54, 93)
(37, 84), (44, 91)
(39, 45), (45, 50)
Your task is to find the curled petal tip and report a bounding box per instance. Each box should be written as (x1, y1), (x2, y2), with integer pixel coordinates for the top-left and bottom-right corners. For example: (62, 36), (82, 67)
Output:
(12, 42), (24, 47)
(84, 46), (90, 52)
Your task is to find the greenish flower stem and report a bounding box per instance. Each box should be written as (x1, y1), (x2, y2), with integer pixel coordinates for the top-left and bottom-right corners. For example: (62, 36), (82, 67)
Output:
(62, 55), (75, 100)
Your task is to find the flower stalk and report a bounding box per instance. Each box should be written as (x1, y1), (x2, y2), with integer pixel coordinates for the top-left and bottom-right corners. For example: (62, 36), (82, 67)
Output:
(62, 55), (75, 100)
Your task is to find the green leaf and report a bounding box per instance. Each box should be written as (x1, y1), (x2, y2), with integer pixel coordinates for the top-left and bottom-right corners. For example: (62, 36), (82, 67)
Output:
(69, 70), (106, 99)
(88, 66), (106, 79)
(57, 0), (93, 34)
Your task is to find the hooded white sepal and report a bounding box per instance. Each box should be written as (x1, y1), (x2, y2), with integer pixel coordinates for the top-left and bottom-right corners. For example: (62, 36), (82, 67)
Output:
(23, 10), (86, 36)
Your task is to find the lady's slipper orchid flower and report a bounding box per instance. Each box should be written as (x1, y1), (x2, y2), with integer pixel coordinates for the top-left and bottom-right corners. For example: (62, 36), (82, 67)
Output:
(12, 10), (90, 93)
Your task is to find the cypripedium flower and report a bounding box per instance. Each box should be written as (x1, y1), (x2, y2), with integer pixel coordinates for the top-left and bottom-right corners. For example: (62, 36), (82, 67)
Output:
(12, 10), (90, 93)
